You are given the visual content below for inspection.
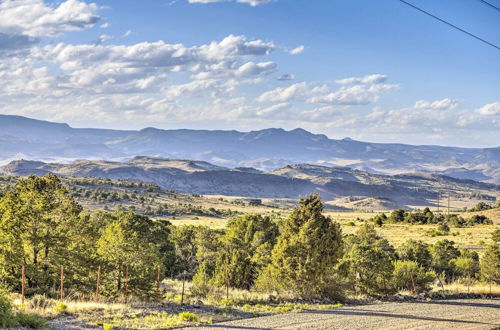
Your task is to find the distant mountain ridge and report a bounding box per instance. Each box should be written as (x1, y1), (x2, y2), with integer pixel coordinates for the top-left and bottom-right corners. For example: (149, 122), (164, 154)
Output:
(1, 157), (498, 209)
(0, 114), (498, 184)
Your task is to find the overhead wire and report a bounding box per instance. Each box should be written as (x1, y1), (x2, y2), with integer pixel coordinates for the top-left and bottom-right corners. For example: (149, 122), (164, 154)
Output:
(398, 0), (500, 51)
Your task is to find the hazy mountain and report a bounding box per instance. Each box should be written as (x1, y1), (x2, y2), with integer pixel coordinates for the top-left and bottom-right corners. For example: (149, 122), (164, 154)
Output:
(1, 157), (498, 209)
(0, 114), (498, 184)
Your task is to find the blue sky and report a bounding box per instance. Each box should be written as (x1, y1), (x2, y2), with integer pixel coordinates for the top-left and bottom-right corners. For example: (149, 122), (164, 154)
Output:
(0, 0), (499, 147)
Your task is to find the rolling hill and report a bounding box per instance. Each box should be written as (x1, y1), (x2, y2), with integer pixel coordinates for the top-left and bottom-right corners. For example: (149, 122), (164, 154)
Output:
(1, 157), (498, 209)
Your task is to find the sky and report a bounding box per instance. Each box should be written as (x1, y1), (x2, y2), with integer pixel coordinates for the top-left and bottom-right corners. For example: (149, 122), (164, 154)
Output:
(0, 0), (499, 147)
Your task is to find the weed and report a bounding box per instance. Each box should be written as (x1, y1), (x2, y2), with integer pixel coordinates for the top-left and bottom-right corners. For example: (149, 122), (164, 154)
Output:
(178, 311), (199, 322)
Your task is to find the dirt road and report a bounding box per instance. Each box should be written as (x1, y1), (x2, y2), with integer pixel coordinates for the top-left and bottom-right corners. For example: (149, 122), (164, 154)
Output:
(191, 299), (500, 330)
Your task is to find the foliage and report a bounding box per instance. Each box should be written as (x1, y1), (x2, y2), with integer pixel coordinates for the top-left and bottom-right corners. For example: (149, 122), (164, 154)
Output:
(340, 223), (396, 296)
(372, 208), (491, 227)
(480, 243), (500, 285)
(178, 311), (199, 322)
(397, 240), (432, 269)
(95, 211), (173, 297)
(210, 214), (278, 290)
(0, 291), (16, 328)
(468, 202), (494, 212)
(261, 194), (343, 299)
(15, 312), (48, 329)
(430, 240), (460, 282)
(392, 260), (435, 294)
(492, 229), (500, 242)
(0, 292), (47, 329)
(0, 174), (84, 293)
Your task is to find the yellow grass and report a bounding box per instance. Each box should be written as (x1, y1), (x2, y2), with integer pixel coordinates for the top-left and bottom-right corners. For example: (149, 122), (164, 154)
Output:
(435, 282), (500, 295)
(338, 220), (498, 253)
(168, 216), (229, 229)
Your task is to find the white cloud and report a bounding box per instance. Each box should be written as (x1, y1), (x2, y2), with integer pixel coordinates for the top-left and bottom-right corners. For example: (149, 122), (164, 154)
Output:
(476, 102), (500, 116)
(122, 30), (133, 38)
(335, 74), (388, 85)
(289, 45), (304, 55)
(414, 98), (459, 110)
(187, 0), (275, 6)
(257, 82), (311, 102)
(0, 0), (100, 37)
(257, 77), (397, 106)
(308, 84), (398, 105)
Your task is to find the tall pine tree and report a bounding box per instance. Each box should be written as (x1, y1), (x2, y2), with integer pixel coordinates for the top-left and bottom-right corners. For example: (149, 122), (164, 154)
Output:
(260, 194), (343, 298)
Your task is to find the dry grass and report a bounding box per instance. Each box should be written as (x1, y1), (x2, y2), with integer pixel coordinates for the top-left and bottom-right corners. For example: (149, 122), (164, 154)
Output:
(337, 220), (498, 254)
(168, 216), (229, 229)
(434, 282), (500, 295)
(468, 207), (500, 224)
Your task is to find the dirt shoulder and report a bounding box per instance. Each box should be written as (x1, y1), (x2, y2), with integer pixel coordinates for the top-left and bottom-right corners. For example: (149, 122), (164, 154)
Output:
(188, 299), (500, 330)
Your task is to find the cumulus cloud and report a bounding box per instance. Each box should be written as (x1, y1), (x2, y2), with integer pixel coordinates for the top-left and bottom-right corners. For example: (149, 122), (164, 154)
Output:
(257, 82), (313, 102)
(476, 102), (500, 116)
(414, 98), (459, 110)
(257, 77), (397, 106)
(308, 84), (398, 105)
(0, 34), (282, 122)
(289, 45), (304, 55)
(335, 74), (388, 85)
(187, 0), (275, 6)
(0, 0), (100, 37)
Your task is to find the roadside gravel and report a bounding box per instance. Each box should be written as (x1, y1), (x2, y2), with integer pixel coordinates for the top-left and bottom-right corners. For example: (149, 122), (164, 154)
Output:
(188, 299), (500, 330)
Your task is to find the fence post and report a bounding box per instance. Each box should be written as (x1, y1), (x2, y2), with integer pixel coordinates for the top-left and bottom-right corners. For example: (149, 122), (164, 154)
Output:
(95, 266), (101, 302)
(124, 266), (129, 304)
(21, 265), (25, 305)
(156, 266), (161, 294)
(181, 277), (185, 305)
(60, 265), (64, 302)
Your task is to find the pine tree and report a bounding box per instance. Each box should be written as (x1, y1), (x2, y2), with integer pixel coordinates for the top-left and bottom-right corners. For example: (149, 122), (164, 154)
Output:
(261, 194), (343, 298)
(480, 243), (500, 293)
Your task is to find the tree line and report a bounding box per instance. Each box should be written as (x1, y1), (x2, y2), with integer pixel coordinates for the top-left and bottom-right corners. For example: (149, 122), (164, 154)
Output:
(370, 208), (492, 227)
(0, 175), (498, 301)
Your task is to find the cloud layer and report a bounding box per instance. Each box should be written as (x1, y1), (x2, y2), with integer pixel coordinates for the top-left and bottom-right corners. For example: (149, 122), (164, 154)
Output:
(0, 0), (497, 147)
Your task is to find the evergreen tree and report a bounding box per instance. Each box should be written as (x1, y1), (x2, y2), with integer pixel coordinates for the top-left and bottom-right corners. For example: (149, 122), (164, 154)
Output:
(480, 243), (500, 292)
(211, 214), (278, 290)
(341, 223), (396, 296)
(261, 194), (343, 298)
(392, 260), (435, 294)
(397, 240), (432, 269)
(0, 175), (84, 293)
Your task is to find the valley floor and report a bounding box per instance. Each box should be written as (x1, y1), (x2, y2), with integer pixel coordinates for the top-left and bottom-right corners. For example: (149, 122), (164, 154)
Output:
(188, 299), (500, 330)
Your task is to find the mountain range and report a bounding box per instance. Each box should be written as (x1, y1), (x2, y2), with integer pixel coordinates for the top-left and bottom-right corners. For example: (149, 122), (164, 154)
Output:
(0, 114), (499, 185)
(1, 156), (498, 209)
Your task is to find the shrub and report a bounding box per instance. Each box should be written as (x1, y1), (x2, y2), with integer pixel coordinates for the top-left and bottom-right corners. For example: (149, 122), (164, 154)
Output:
(53, 303), (68, 314)
(392, 260), (436, 294)
(29, 295), (53, 310)
(102, 323), (114, 330)
(178, 312), (199, 322)
(16, 312), (48, 329)
(437, 222), (450, 233)
(0, 292), (17, 328)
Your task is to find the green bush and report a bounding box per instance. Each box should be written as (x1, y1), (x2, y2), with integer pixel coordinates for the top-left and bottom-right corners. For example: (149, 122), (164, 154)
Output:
(392, 260), (436, 294)
(178, 311), (199, 322)
(16, 312), (48, 329)
(53, 303), (68, 314)
(0, 292), (17, 328)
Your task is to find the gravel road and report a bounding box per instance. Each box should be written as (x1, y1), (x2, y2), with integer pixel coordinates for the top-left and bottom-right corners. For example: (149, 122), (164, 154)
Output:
(189, 299), (500, 330)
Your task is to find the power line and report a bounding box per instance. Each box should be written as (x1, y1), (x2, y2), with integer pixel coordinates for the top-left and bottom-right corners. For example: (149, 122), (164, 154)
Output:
(398, 0), (500, 51)
(478, 0), (500, 12)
